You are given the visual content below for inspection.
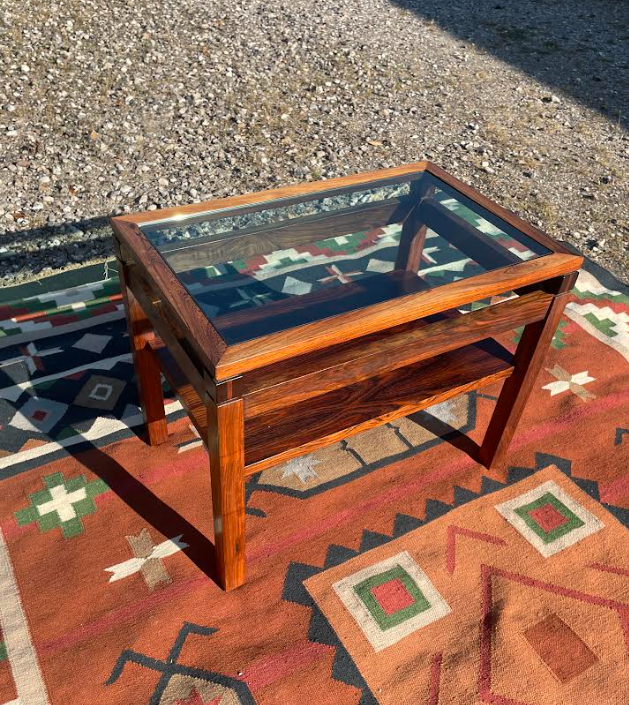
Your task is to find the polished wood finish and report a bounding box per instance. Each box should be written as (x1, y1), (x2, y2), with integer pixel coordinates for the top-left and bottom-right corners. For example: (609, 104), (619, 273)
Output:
(207, 398), (246, 590)
(151, 344), (206, 440)
(126, 267), (210, 404)
(244, 339), (513, 473)
(119, 263), (168, 446)
(113, 223), (226, 376)
(478, 273), (578, 469)
(162, 197), (413, 274)
(243, 290), (553, 418)
(216, 252), (579, 379)
(113, 164), (582, 380)
(151, 336), (514, 474)
(111, 162), (584, 590)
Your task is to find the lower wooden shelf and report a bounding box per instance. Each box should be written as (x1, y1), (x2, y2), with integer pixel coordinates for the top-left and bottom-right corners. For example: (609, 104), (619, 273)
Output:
(153, 336), (514, 476)
(243, 339), (513, 472)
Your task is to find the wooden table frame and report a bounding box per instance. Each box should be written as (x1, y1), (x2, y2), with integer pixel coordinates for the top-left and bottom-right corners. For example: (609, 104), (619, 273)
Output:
(111, 162), (583, 590)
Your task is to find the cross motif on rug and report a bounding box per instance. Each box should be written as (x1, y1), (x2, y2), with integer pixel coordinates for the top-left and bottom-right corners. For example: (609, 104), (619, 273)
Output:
(318, 264), (361, 285)
(37, 484), (88, 522)
(542, 365), (596, 401)
(0, 341), (63, 376)
(229, 287), (273, 309)
(105, 528), (189, 590)
(14, 471), (108, 539)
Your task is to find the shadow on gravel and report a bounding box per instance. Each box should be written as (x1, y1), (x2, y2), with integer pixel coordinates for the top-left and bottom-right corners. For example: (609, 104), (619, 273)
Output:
(390, 0), (629, 130)
(1, 215), (113, 283)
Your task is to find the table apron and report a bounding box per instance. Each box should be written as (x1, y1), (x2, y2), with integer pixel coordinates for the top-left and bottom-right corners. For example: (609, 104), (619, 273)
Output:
(242, 289), (553, 419)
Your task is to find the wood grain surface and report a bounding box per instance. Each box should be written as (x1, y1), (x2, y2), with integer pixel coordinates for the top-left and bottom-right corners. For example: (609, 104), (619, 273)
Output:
(215, 252), (582, 379)
(243, 339), (514, 473)
(243, 290), (552, 417)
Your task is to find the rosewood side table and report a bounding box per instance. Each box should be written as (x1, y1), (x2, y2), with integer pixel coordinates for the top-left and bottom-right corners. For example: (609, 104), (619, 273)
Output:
(111, 162), (583, 590)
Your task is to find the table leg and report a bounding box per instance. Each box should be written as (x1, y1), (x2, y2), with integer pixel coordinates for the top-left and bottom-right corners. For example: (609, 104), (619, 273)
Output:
(395, 215), (428, 273)
(119, 262), (168, 446)
(479, 291), (570, 469)
(207, 398), (246, 590)
(395, 182), (435, 273)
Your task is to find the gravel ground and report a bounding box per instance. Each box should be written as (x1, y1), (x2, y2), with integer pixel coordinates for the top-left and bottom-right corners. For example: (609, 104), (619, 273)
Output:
(1, 0), (628, 287)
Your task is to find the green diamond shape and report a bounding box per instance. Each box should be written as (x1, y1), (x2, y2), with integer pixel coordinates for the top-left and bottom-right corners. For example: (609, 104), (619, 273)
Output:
(354, 564), (430, 631)
(515, 492), (584, 544)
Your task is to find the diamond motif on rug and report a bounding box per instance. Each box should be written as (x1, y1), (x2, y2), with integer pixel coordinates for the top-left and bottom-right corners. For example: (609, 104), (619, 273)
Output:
(281, 276), (312, 295)
(366, 258), (395, 273)
(332, 551), (451, 652)
(495, 480), (603, 557)
(74, 374), (126, 410)
(72, 332), (112, 354)
(9, 396), (68, 433)
(304, 465), (629, 704)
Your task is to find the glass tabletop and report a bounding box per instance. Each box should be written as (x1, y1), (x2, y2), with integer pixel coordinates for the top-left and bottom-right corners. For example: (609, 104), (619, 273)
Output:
(140, 171), (551, 345)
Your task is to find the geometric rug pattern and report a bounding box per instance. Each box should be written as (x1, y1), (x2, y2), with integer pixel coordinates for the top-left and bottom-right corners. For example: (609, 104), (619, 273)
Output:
(0, 254), (627, 703)
(305, 464), (629, 703)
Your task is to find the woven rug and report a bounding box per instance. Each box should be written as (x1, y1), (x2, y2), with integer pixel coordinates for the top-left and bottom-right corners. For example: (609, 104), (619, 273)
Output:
(0, 256), (628, 705)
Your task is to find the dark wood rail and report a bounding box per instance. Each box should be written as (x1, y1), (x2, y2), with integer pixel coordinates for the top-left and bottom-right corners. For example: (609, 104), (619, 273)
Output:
(161, 197), (414, 273)
(418, 198), (521, 269)
(242, 290), (552, 417)
(150, 333), (515, 475)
